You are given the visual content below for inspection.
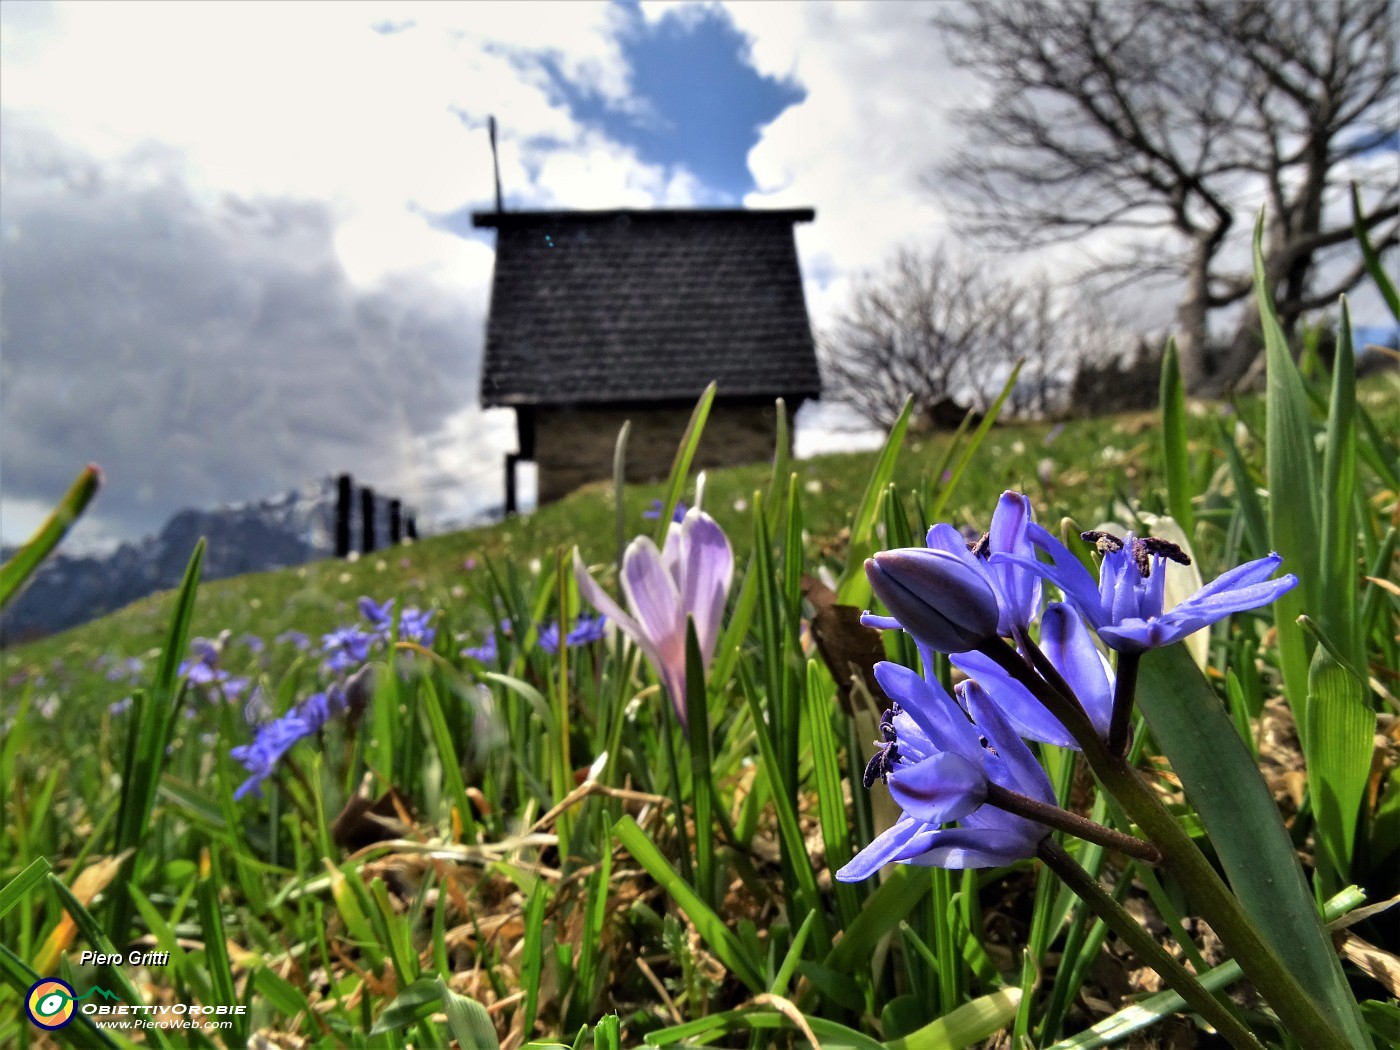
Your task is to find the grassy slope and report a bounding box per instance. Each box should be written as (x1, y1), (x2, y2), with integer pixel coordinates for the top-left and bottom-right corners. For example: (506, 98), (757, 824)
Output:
(5, 378), (1393, 728)
(3, 410), (1161, 693)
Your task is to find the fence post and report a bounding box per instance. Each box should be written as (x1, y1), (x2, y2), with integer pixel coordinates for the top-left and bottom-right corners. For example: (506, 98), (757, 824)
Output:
(406, 514), (418, 541)
(336, 474), (353, 558)
(505, 452), (519, 516)
(389, 499), (402, 544)
(360, 486), (377, 554)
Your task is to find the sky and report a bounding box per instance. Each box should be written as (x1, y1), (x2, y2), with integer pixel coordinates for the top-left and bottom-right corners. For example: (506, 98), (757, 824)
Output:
(0, 1), (1392, 549)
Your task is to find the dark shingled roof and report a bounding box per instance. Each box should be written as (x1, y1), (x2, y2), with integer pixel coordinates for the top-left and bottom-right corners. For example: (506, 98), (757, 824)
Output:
(475, 208), (821, 407)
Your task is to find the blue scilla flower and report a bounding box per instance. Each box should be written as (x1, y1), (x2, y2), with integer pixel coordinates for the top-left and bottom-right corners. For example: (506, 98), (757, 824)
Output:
(837, 663), (1054, 879)
(565, 612), (608, 647)
(396, 606), (436, 646)
(462, 632), (498, 663)
(862, 492), (1041, 651)
(322, 626), (374, 673)
(953, 602), (1114, 747)
(1002, 527), (1298, 653)
(230, 685), (347, 800)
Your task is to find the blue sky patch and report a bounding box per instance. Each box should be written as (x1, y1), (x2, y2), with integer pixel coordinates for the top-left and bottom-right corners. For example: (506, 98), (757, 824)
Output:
(547, 2), (804, 203)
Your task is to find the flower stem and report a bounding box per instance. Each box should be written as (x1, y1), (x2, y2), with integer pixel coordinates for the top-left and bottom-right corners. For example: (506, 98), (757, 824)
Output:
(985, 783), (1161, 864)
(1085, 752), (1352, 1050)
(1109, 650), (1140, 756)
(1037, 838), (1265, 1050)
(983, 636), (1353, 1050)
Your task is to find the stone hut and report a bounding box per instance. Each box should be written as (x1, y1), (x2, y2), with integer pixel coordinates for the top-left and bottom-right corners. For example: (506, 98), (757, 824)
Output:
(474, 208), (821, 511)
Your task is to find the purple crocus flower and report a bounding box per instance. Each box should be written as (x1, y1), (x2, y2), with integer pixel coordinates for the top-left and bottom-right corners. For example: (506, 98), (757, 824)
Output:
(837, 664), (1054, 879)
(952, 603), (1114, 747)
(1002, 526), (1298, 653)
(575, 507), (733, 727)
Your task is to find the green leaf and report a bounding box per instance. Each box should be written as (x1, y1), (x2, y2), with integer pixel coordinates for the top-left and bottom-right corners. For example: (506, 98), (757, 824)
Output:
(1256, 212), (1320, 744)
(645, 1009), (887, 1049)
(1047, 887), (1368, 1050)
(684, 618), (716, 910)
(613, 418), (631, 574)
(370, 976), (448, 1036)
(822, 864), (929, 975)
(0, 463), (102, 609)
(46, 873), (175, 1049)
(613, 815), (764, 992)
(884, 988), (1022, 1050)
(108, 539), (204, 944)
(837, 395), (913, 605)
(0, 857), (51, 920)
(1305, 645), (1375, 884)
(1159, 339), (1194, 536)
(1351, 183), (1399, 320)
(655, 381), (716, 541)
(1137, 643), (1367, 1049)
(926, 358), (1024, 522)
(437, 975), (500, 1050)
(1319, 300), (1360, 664)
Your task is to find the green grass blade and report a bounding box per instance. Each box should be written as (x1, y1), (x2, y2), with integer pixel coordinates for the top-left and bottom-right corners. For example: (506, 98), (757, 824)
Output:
(1256, 212), (1321, 745)
(0, 463), (102, 609)
(436, 975), (501, 1050)
(108, 538), (204, 943)
(1220, 424), (1269, 557)
(884, 988), (1022, 1050)
(765, 397), (791, 526)
(926, 358), (1024, 522)
(1159, 339), (1194, 536)
(1351, 183), (1399, 320)
(1306, 645), (1375, 887)
(655, 381), (716, 540)
(0, 857), (51, 920)
(736, 661), (831, 955)
(1137, 643), (1367, 1048)
(1048, 888), (1368, 1050)
(684, 618), (717, 910)
(519, 879), (550, 1037)
(822, 864), (930, 975)
(645, 1009), (887, 1049)
(1320, 300), (1360, 663)
(46, 873), (175, 1049)
(420, 674), (477, 845)
(804, 661), (861, 930)
(196, 864), (245, 1043)
(613, 815), (764, 992)
(614, 419), (631, 574)
(837, 396), (913, 604)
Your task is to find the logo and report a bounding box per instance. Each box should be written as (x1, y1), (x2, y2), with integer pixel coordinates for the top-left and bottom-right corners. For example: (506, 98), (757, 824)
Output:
(25, 980), (123, 1029)
(26, 978), (77, 1029)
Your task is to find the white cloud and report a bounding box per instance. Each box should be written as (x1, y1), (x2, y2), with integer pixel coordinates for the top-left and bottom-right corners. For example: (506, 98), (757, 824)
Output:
(0, 1), (717, 544)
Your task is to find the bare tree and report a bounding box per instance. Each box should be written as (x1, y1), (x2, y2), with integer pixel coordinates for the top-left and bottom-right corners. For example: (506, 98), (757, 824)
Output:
(820, 246), (1131, 429)
(934, 0), (1398, 394)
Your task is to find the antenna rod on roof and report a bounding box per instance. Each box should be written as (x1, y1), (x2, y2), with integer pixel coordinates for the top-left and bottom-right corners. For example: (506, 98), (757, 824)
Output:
(488, 116), (504, 213)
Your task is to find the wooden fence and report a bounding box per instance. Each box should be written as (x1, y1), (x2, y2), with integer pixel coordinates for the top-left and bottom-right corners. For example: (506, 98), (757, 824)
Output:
(334, 473), (418, 558)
